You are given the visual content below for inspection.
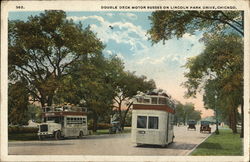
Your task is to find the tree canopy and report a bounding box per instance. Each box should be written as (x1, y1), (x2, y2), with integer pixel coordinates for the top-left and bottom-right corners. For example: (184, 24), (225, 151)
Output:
(8, 10), (104, 107)
(8, 10), (158, 130)
(183, 33), (243, 134)
(148, 11), (243, 44)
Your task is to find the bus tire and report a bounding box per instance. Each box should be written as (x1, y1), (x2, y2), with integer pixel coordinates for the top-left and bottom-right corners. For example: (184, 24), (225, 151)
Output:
(171, 136), (174, 143)
(55, 131), (61, 140)
(161, 144), (167, 148)
(78, 131), (83, 139)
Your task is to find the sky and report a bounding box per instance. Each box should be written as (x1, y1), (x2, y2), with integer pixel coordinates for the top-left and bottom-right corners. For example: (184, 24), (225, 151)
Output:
(9, 11), (214, 118)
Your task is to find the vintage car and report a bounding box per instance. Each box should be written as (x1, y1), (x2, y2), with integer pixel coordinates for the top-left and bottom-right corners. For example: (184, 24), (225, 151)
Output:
(109, 121), (122, 134)
(200, 121), (211, 133)
(187, 120), (196, 130)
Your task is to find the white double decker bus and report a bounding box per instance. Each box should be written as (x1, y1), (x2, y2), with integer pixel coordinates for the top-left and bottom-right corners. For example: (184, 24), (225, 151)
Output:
(131, 92), (175, 147)
(38, 106), (88, 140)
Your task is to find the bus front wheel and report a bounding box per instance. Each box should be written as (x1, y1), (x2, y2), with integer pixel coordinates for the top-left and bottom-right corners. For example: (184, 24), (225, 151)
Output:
(55, 131), (61, 140)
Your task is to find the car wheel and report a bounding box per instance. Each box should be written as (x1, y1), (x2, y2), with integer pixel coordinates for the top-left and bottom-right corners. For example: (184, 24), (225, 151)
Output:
(115, 128), (119, 134)
(78, 131), (83, 139)
(161, 144), (167, 148)
(55, 131), (61, 140)
(136, 143), (141, 147)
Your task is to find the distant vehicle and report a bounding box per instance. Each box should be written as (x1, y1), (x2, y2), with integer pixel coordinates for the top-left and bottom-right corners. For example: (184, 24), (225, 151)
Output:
(200, 121), (211, 133)
(132, 92), (175, 147)
(187, 120), (196, 130)
(37, 106), (88, 140)
(109, 121), (122, 134)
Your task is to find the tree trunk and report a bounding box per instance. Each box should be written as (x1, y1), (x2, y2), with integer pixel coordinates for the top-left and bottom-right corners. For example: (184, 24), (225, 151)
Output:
(240, 98), (244, 138)
(231, 108), (237, 133)
(47, 95), (53, 106)
(92, 114), (98, 132)
(228, 113), (232, 129)
(118, 102), (123, 129)
(120, 109), (129, 130)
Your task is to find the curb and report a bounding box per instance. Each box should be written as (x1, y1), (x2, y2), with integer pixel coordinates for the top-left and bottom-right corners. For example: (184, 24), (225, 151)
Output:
(186, 131), (214, 156)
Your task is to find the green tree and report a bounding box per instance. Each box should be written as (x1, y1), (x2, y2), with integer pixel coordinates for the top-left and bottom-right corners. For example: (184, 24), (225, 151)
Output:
(27, 104), (43, 123)
(183, 34), (243, 134)
(183, 102), (196, 125)
(189, 110), (202, 122)
(174, 102), (185, 125)
(113, 71), (156, 130)
(8, 10), (104, 107)
(56, 55), (119, 132)
(8, 81), (29, 125)
(174, 102), (201, 125)
(148, 11), (243, 44)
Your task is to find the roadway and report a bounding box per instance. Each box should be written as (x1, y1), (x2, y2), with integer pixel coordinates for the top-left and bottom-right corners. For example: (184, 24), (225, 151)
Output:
(8, 125), (214, 155)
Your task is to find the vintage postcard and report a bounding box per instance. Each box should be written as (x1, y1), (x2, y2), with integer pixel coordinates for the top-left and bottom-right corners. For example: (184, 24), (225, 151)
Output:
(1, 0), (250, 161)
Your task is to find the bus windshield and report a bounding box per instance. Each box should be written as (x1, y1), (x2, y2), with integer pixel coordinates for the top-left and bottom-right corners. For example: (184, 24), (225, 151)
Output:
(47, 117), (62, 123)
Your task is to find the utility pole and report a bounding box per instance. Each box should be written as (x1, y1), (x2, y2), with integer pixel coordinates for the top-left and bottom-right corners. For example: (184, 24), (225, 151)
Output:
(215, 95), (219, 134)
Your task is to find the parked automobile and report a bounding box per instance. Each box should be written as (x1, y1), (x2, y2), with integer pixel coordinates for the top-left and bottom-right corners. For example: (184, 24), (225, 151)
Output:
(109, 121), (121, 134)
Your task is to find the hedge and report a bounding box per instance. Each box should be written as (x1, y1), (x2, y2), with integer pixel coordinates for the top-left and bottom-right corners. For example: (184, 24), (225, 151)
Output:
(88, 123), (112, 130)
(8, 126), (38, 134)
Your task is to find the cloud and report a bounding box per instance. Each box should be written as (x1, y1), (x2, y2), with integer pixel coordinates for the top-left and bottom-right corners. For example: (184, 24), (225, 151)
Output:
(67, 15), (105, 23)
(137, 56), (167, 65)
(67, 14), (148, 54)
(106, 13), (114, 17)
(116, 52), (125, 60)
(118, 13), (138, 20)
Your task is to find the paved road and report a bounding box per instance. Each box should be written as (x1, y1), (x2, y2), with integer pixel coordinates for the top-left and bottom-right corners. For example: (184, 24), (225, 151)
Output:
(8, 125), (214, 155)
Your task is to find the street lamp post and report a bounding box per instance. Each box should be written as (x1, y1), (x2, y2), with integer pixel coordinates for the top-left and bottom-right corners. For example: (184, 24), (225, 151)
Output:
(215, 95), (219, 134)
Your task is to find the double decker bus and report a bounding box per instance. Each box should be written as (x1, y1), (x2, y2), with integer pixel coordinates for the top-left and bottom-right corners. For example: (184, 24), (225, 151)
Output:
(131, 91), (175, 147)
(38, 106), (88, 140)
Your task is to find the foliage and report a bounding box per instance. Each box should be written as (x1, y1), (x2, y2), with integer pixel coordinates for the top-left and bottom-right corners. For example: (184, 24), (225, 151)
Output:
(87, 122), (112, 130)
(174, 102), (201, 125)
(113, 71), (156, 129)
(57, 55), (125, 131)
(8, 10), (104, 107)
(27, 104), (42, 123)
(9, 133), (38, 141)
(148, 11), (243, 44)
(8, 10), (156, 131)
(8, 81), (29, 125)
(8, 126), (38, 134)
(183, 33), (243, 134)
(124, 110), (132, 126)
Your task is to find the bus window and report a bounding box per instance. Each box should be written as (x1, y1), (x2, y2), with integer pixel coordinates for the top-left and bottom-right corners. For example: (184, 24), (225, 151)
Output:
(83, 118), (86, 125)
(143, 98), (150, 104)
(48, 117), (60, 123)
(137, 116), (147, 128)
(151, 97), (157, 104)
(159, 98), (167, 104)
(148, 116), (159, 129)
(137, 97), (143, 103)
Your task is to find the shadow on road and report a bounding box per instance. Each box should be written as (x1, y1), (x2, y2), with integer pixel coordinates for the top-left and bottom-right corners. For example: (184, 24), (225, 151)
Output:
(9, 142), (73, 147)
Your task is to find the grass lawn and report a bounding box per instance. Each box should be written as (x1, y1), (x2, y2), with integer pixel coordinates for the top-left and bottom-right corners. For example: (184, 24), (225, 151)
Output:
(191, 128), (243, 156)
